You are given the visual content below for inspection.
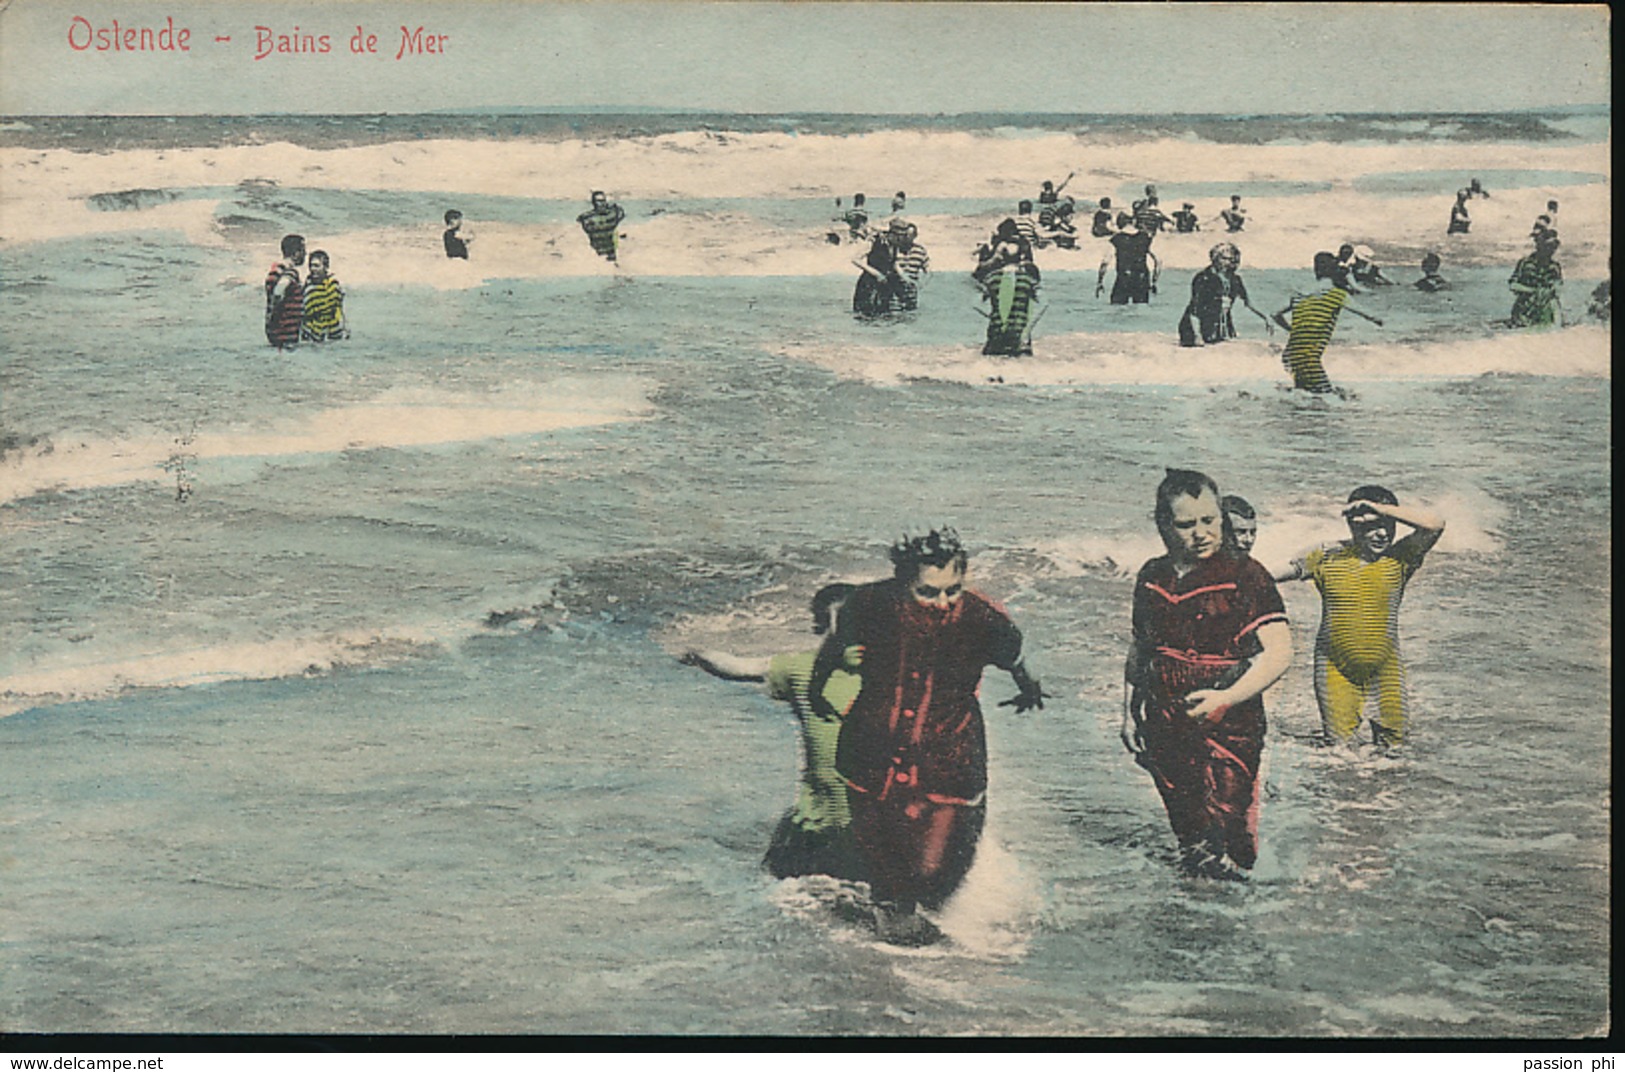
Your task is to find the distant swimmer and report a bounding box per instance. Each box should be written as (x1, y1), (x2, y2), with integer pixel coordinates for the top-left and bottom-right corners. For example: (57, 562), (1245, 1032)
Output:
(1344, 244), (1393, 287)
(1097, 213), (1159, 305)
(1447, 189), (1472, 235)
(1132, 186), (1176, 238)
(1039, 197), (1080, 249)
(1467, 177), (1489, 199)
(1219, 195), (1248, 233)
(1221, 494), (1258, 555)
(808, 528), (1046, 944)
(891, 191), (907, 214)
(852, 217), (909, 319)
(681, 583), (866, 882)
(1038, 171), (1074, 205)
(264, 233), (305, 350)
(1272, 252), (1382, 394)
(892, 222), (931, 311)
(1178, 242), (1273, 347)
(1172, 203), (1201, 233)
(1275, 487), (1445, 749)
(978, 219), (1040, 356)
(837, 192), (871, 243)
(1414, 251), (1450, 292)
(1587, 259), (1609, 322)
(578, 191), (627, 263)
(1013, 200), (1045, 249)
(299, 250), (349, 342)
(1123, 469), (1292, 881)
(442, 209), (473, 259)
(1091, 197), (1117, 238)
(1506, 228), (1564, 329)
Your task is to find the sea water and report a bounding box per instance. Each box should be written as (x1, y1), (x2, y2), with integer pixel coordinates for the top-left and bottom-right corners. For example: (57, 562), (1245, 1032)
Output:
(0, 112), (1610, 1036)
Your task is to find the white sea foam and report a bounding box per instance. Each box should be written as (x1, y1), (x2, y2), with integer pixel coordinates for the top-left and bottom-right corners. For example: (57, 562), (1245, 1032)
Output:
(774, 322), (1610, 388)
(2, 132), (1609, 279)
(0, 627), (440, 720)
(0, 377), (654, 503)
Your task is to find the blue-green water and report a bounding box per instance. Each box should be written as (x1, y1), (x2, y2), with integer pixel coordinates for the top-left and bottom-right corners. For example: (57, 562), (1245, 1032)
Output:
(0, 114), (1610, 1037)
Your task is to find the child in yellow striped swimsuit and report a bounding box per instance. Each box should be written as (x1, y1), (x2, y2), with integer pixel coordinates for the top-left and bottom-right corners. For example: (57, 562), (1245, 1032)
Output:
(1276, 486), (1445, 748)
(300, 250), (349, 342)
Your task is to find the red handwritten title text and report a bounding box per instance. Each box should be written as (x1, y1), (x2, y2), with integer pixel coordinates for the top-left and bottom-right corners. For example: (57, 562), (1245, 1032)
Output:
(253, 24), (448, 60)
(64, 18), (448, 61)
(68, 15), (191, 52)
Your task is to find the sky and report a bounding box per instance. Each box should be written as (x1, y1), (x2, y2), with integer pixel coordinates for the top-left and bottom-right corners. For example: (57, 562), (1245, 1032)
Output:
(0, 1), (1612, 116)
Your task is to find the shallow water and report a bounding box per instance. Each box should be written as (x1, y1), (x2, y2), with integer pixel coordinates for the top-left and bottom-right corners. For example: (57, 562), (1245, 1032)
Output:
(0, 113), (1611, 1037)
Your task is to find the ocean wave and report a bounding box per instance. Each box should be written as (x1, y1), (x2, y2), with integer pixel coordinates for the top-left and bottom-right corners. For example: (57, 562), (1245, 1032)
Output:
(774, 323), (1610, 388)
(0, 378), (655, 503)
(0, 629), (441, 720)
(0, 112), (1605, 153)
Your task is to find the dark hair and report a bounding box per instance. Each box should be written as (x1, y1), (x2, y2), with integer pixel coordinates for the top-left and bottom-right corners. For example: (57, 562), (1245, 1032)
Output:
(995, 218), (1020, 241)
(1421, 251), (1441, 272)
(1337, 243), (1356, 259)
(307, 249), (329, 266)
(889, 528), (967, 581)
(1116, 211), (1134, 228)
(1314, 251), (1348, 283)
(1348, 484), (1398, 506)
(1099, 197), (1113, 208)
(895, 191), (906, 200)
(810, 583), (855, 635)
(590, 190), (606, 199)
(1155, 469), (1220, 544)
(853, 193), (866, 205)
(1220, 494), (1256, 520)
(444, 210), (462, 225)
(1019, 199), (1033, 213)
(280, 234), (305, 257)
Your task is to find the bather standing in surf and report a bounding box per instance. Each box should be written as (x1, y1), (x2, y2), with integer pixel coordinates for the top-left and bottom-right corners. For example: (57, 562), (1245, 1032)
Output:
(808, 529), (1045, 944)
(681, 584), (865, 881)
(977, 220), (1040, 356)
(1123, 470), (1292, 881)
(1273, 252), (1381, 393)
(264, 233), (305, 350)
(578, 191), (627, 263)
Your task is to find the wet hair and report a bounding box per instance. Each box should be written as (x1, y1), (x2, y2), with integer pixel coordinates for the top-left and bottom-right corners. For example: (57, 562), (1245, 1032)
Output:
(1421, 251), (1442, 272)
(280, 234), (305, 257)
(1220, 494), (1256, 520)
(810, 582), (856, 635)
(1154, 468), (1220, 550)
(1314, 251), (1348, 283)
(1348, 484), (1399, 507)
(889, 528), (968, 581)
(1019, 199), (1034, 213)
(307, 249), (330, 267)
(443, 210), (462, 225)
